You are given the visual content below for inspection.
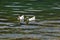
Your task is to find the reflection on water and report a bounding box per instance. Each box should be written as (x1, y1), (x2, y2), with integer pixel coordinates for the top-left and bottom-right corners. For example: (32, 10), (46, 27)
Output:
(0, 0), (60, 40)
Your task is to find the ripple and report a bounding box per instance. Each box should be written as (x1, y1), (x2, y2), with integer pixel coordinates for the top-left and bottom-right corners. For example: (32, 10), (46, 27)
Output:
(0, 34), (57, 39)
(0, 19), (7, 21)
(38, 28), (60, 33)
(25, 9), (43, 12)
(12, 8), (20, 10)
(26, 3), (32, 5)
(49, 13), (55, 15)
(20, 30), (33, 33)
(51, 7), (60, 9)
(0, 22), (14, 25)
(0, 26), (8, 28)
(0, 12), (6, 13)
(0, 34), (42, 38)
(50, 33), (60, 37)
(4, 5), (28, 7)
(29, 0), (37, 1)
(12, 2), (20, 4)
(13, 14), (20, 15)
(12, 11), (33, 13)
(8, 25), (39, 29)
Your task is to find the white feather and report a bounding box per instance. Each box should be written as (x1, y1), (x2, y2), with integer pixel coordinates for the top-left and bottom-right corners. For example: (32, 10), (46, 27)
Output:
(17, 15), (24, 22)
(19, 15), (24, 20)
(29, 16), (35, 21)
(17, 15), (24, 20)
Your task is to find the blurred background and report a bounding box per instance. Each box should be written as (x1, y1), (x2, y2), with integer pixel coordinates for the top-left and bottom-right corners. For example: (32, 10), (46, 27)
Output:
(0, 0), (60, 40)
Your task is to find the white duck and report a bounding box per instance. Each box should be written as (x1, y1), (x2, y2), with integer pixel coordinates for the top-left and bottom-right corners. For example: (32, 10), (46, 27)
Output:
(28, 16), (35, 21)
(17, 15), (24, 22)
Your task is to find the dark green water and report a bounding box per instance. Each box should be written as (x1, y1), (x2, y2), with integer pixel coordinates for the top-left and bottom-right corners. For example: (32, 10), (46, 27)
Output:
(0, 0), (60, 40)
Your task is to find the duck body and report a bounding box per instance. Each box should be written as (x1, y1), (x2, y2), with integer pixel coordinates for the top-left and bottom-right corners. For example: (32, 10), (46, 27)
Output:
(18, 15), (24, 20)
(17, 15), (24, 22)
(28, 16), (35, 21)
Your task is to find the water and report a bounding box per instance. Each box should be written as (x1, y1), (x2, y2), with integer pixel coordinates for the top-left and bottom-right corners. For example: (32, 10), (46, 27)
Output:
(0, 0), (60, 40)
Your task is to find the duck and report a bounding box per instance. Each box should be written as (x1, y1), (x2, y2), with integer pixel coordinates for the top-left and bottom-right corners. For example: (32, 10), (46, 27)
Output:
(17, 15), (24, 23)
(28, 16), (35, 21)
(23, 16), (36, 25)
(17, 15), (24, 20)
